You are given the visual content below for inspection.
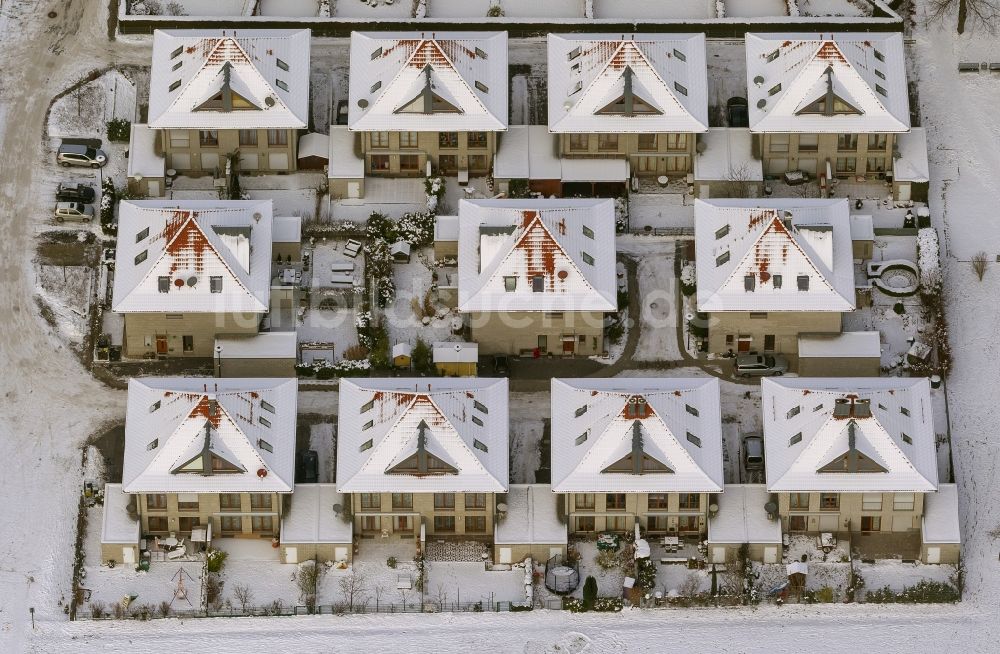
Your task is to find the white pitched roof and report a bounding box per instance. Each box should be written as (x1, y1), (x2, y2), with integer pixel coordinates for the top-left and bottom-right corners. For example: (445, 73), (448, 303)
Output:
(348, 32), (508, 132)
(894, 127), (929, 183)
(112, 200), (273, 314)
(548, 34), (708, 133)
(495, 485), (568, 546)
(695, 198), (855, 312)
(123, 378), (298, 494)
(746, 33), (909, 133)
(550, 378), (723, 493)
(149, 30), (310, 129)
(457, 199), (617, 313)
(336, 378), (509, 493)
(762, 377), (938, 493)
(798, 331), (881, 359)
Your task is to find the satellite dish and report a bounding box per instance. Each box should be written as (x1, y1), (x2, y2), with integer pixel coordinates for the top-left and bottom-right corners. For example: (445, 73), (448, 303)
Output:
(358, 98), (369, 109)
(453, 344), (463, 352)
(563, 99), (574, 110)
(557, 270), (568, 280)
(257, 468), (268, 478)
(753, 75), (765, 86)
(187, 276), (198, 287)
(253, 212), (263, 222)
(756, 99), (767, 109)
(332, 503), (343, 514)
(264, 96), (276, 107)
(174, 278), (185, 288)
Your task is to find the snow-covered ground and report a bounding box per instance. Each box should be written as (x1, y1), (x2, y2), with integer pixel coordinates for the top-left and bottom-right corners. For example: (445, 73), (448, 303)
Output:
(619, 239), (683, 361)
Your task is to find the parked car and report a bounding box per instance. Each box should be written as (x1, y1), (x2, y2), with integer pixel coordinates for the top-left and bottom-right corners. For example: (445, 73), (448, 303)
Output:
(57, 143), (107, 168)
(734, 354), (788, 377)
(55, 182), (96, 203)
(742, 432), (765, 472)
(54, 202), (94, 222)
(492, 355), (510, 376)
(296, 449), (319, 483)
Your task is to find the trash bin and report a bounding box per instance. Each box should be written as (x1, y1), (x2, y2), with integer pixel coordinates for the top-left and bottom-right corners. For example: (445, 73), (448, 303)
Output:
(930, 374), (942, 389)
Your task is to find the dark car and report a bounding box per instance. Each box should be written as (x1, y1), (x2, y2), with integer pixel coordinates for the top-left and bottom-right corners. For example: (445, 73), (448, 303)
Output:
(296, 449), (319, 483)
(56, 183), (96, 203)
(492, 355), (510, 376)
(742, 432), (765, 472)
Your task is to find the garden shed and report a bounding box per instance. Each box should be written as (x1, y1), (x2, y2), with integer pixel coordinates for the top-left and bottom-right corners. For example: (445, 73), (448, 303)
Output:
(921, 484), (961, 564)
(297, 132), (329, 170)
(279, 484), (353, 566)
(707, 485), (781, 564)
(797, 331), (881, 377)
(494, 484), (567, 565)
(433, 341), (478, 376)
(327, 126), (365, 199)
(392, 342), (412, 368)
(100, 483), (140, 567)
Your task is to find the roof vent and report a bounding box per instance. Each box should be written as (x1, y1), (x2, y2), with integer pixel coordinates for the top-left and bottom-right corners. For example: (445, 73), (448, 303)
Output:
(253, 212), (263, 222)
(186, 276), (198, 287)
(756, 99), (767, 109)
(753, 75), (765, 86)
(358, 98), (369, 109)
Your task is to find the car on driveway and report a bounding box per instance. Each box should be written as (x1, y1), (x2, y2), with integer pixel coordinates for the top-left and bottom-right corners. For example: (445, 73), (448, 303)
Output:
(55, 183), (96, 203)
(57, 143), (107, 168)
(54, 202), (94, 222)
(742, 432), (765, 473)
(734, 354), (788, 378)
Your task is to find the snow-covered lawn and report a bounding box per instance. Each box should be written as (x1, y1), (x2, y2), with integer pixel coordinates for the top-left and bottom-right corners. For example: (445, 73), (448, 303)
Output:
(799, 0), (871, 17)
(725, 0), (787, 18)
(259, 0), (320, 17)
(855, 560), (957, 596)
(426, 561), (528, 606)
(593, 0), (715, 19)
(627, 194), (693, 231)
(333, 0), (412, 19)
(430, 0), (585, 18)
(35, 262), (92, 345)
(382, 248), (463, 350)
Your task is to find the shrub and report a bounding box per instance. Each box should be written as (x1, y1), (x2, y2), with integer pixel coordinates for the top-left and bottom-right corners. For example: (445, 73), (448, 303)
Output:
(487, 4), (505, 17)
(582, 575), (598, 610)
(398, 210), (435, 246)
(316, 366), (337, 380)
(343, 344), (370, 361)
(205, 549), (228, 573)
(387, 556), (397, 569)
(106, 118), (131, 143)
(509, 603), (532, 611)
(508, 178), (530, 198)
(681, 262), (697, 296)
(635, 557), (657, 591)
(100, 178), (117, 225)
(424, 177), (444, 212)
(866, 580), (960, 604)
(295, 364), (316, 377)
(89, 600), (107, 619)
(595, 550), (618, 570)
(412, 338), (435, 375)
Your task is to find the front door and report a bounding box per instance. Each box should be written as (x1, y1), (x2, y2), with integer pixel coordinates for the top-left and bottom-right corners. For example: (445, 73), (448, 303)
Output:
(737, 335), (752, 353)
(155, 335), (168, 354)
(562, 336), (575, 354)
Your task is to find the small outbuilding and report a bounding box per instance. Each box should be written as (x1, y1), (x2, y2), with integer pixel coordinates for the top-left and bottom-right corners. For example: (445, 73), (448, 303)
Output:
(707, 485), (782, 564)
(850, 214), (875, 261)
(297, 132), (329, 170)
(433, 341), (478, 377)
(390, 241), (412, 263)
(127, 124), (166, 198)
(892, 127), (929, 203)
(327, 126), (365, 199)
(494, 484), (567, 565)
(797, 331), (881, 377)
(272, 215), (302, 263)
(100, 483), (140, 567)
(279, 484), (354, 566)
(214, 332), (298, 378)
(921, 484), (961, 564)
(392, 342), (412, 368)
(434, 214), (459, 260)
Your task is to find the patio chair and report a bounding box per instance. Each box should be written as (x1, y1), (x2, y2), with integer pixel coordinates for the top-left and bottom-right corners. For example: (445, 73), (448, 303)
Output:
(167, 547), (187, 561)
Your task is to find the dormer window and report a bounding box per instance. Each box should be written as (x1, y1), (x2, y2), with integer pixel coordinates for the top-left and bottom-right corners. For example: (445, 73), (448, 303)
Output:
(744, 275), (755, 292)
(261, 400), (275, 414)
(797, 275), (810, 291)
(473, 400), (488, 414)
(504, 276), (517, 292)
(874, 49), (885, 62)
(473, 439), (488, 452)
(686, 432), (701, 447)
(532, 276), (544, 292)
(150, 400), (161, 413)
(575, 405), (588, 417)
(773, 274), (783, 289)
(582, 225), (594, 239)
(147, 439), (159, 451)
(789, 432), (803, 446)
(158, 276), (170, 293)
(210, 276), (223, 293)
(685, 404), (699, 417)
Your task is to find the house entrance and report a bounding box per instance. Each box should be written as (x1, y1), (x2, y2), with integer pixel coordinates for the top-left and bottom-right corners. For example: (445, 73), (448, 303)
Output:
(156, 335), (168, 354)
(737, 335), (752, 353)
(562, 335), (575, 354)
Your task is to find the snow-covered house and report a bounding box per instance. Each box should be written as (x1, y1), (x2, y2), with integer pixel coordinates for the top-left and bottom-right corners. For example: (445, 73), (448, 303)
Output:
(745, 33), (911, 183)
(336, 378), (509, 541)
(551, 378), (723, 538)
(547, 34), (708, 193)
(694, 198), (857, 361)
(347, 32), (508, 180)
(762, 377), (957, 562)
(112, 200), (280, 359)
(147, 29), (311, 176)
(117, 377), (297, 549)
(457, 199), (617, 356)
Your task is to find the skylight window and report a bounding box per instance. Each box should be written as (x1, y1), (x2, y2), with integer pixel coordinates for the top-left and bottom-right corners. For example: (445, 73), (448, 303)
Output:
(773, 274), (783, 289)
(874, 49), (885, 62)
(210, 276), (223, 293)
(674, 82), (688, 97)
(685, 404), (699, 417)
(172, 61), (183, 72)
(475, 81), (489, 93)
(258, 438), (273, 453)
(874, 69), (885, 80)
(362, 420), (374, 431)
(135, 250), (148, 265)
(673, 48), (686, 62)
(568, 46), (581, 61)
(744, 275), (755, 292)
(472, 415), (484, 427)
(900, 406), (910, 417)
(715, 225), (730, 239)
(360, 439), (373, 452)
(259, 416), (271, 428)
(261, 400), (275, 414)
(875, 84), (887, 97)
(582, 225), (594, 239)
(370, 81), (382, 93)
(371, 47), (383, 60)
(473, 439), (489, 452)
(768, 83), (782, 96)
(147, 439), (158, 451)
(575, 431), (588, 446)
(797, 275), (809, 291)
(275, 79), (289, 92)
(582, 252), (595, 266)
(150, 400), (161, 413)
(686, 432), (701, 448)
(276, 58), (289, 71)
(136, 226), (149, 242)
(568, 80), (582, 96)
(716, 251), (730, 267)
(789, 432), (802, 446)
(766, 49), (779, 63)
(532, 276), (544, 292)
(473, 400), (488, 414)
(169, 80), (181, 92)
(575, 405), (588, 417)
(813, 403), (823, 412)
(902, 433), (912, 445)
(503, 276), (517, 292)
(787, 405), (801, 419)
(475, 47), (487, 59)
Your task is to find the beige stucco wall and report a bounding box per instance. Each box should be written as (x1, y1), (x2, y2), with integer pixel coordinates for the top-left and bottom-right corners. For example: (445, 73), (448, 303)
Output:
(564, 492), (709, 536)
(558, 132), (696, 176)
(797, 356), (881, 378)
(707, 541), (782, 564)
(360, 131), (497, 177)
(215, 357), (297, 378)
(493, 542), (567, 565)
(434, 239), (458, 260)
(329, 177), (365, 200)
(280, 542), (353, 565)
(468, 311), (606, 356)
(101, 542), (140, 566)
(921, 542), (960, 565)
(777, 492), (926, 534)
(161, 128), (298, 175)
(122, 312), (261, 358)
(757, 133), (896, 178)
(136, 491), (285, 539)
(707, 311), (843, 356)
(351, 492), (495, 539)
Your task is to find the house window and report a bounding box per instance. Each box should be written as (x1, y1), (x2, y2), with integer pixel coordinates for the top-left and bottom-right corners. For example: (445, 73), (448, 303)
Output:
(647, 516), (669, 532)
(647, 493), (669, 510)
(606, 493), (626, 511)
(361, 516), (380, 532)
(773, 274), (783, 288)
(569, 134), (589, 151)
(575, 493), (595, 510)
(250, 494), (272, 510)
(769, 134), (789, 153)
(575, 516), (595, 532)
(395, 516), (411, 531)
(502, 276), (517, 292)
(391, 493), (412, 510)
(465, 516), (486, 532)
(837, 134), (858, 151)
(434, 493), (455, 510)
(267, 129), (288, 146)
(147, 516), (168, 532)
(867, 158), (887, 174)
(532, 276), (544, 292)
(820, 493), (840, 510)
(168, 130), (190, 147)
(787, 405), (801, 419)
(220, 516), (242, 533)
(199, 130), (218, 146)
(607, 516), (629, 532)
(868, 134), (887, 150)
(239, 129), (258, 146)
(135, 250), (148, 265)
(182, 336), (194, 352)
(744, 275), (755, 291)
(789, 493), (809, 510)
(465, 493), (487, 509)
(638, 134), (657, 151)
(677, 515), (699, 532)
(370, 154), (390, 171)
(360, 493), (381, 510)
(715, 224), (730, 239)
(469, 155), (487, 171)
(399, 131), (418, 148)
(158, 276), (170, 293)
(434, 516), (456, 532)
(468, 132), (488, 148)
(789, 515), (807, 531)
(862, 493), (883, 511)
(371, 132), (389, 148)
(599, 133), (619, 151)
(716, 251), (730, 267)
(764, 334), (776, 351)
(798, 133), (818, 151)
(665, 133), (687, 150)
(537, 335), (547, 350)
(210, 276), (223, 293)
(678, 494), (700, 511)
(861, 516), (881, 532)
(399, 154), (419, 172)
(178, 496), (198, 511)
(219, 493), (241, 511)
(146, 494), (167, 510)
(797, 275), (810, 291)
(439, 132), (458, 148)
(251, 516), (273, 533)
(893, 493), (915, 511)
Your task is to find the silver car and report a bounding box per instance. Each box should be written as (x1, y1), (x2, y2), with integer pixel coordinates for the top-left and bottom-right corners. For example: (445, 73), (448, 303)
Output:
(735, 354), (788, 378)
(54, 202), (94, 222)
(57, 143), (107, 168)
(742, 433), (765, 472)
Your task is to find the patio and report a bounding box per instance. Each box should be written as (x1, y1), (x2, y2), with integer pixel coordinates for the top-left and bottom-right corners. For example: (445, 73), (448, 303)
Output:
(852, 531), (922, 562)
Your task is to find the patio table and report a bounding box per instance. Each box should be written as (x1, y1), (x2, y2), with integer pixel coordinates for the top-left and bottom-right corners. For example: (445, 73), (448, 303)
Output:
(162, 537), (178, 548)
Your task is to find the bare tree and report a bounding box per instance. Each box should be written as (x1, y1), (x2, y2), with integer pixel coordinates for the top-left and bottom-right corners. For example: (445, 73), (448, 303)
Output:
(398, 588), (410, 610)
(725, 162), (756, 199)
(232, 584), (254, 614)
(927, 0), (998, 34)
(372, 584), (386, 612)
(972, 252), (989, 280)
(294, 561), (327, 612)
(70, 77), (89, 117)
(338, 571), (368, 612)
(433, 583), (450, 611)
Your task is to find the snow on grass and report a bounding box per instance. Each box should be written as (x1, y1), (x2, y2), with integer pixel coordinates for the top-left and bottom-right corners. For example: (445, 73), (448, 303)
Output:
(36, 264), (92, 345)
(799, 0), (870, 16)
(626, 196), (693, 231)
(333, 0), (412, 19)
(724, 0), (787, 18)
(382, 248), (463, 351)
(426, 561), (527, 605)
(855, 560), (957, 596)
